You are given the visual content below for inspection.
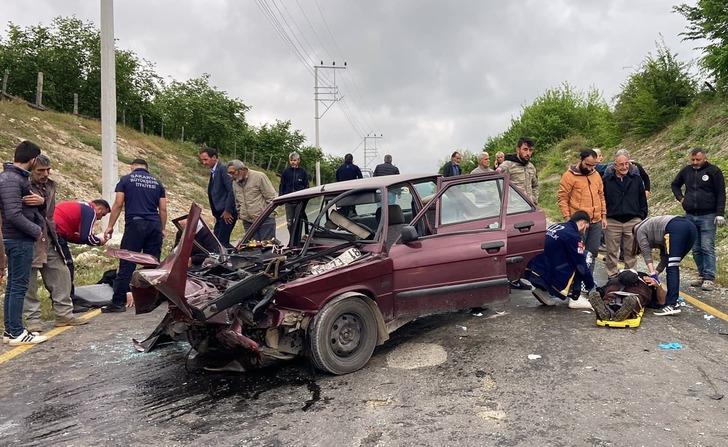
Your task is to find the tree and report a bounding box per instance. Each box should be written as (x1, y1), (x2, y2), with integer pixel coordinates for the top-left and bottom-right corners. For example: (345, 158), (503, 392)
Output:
(153, 75), (249, 150)
(484, 84), (619, 164)
(613, 41), (696, 137)
(675, 0), (728, 92)
(0, 16), (162, 125)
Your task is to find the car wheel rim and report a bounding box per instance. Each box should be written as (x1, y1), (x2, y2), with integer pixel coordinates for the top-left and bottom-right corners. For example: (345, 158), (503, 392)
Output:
(330, 313), (362, 357)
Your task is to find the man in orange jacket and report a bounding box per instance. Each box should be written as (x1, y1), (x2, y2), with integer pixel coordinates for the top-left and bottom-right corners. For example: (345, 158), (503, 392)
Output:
(557, 149), (607, 309)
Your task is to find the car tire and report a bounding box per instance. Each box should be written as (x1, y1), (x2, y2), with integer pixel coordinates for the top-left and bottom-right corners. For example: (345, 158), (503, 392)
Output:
(308, 296), (378, 375)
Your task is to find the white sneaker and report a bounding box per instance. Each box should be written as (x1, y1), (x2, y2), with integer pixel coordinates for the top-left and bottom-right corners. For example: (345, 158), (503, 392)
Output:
(568, 294), (593, 310)
(3, 329), (40, 344)
(653, 305), (681, 316)
(8, 329), (48, 346)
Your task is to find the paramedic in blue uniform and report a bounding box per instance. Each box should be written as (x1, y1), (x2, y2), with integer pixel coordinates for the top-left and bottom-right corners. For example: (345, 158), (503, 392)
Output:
(102, 159), (167, 313)
(524, 211), (596, 306)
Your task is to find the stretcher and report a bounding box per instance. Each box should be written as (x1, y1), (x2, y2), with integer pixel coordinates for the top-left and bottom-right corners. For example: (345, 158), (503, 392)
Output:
(596, 309), (644, 328)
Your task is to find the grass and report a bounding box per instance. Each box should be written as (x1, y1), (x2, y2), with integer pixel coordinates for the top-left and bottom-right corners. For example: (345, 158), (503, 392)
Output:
(0, 98), (291, 325)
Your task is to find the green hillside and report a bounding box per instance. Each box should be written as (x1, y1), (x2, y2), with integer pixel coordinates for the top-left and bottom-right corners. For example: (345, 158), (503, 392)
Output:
(0, 99), (279, 319)
(536, 97), (728, 283)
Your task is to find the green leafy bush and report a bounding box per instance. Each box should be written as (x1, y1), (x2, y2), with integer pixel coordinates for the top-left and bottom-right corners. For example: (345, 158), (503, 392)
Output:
(613, 41), (697, 137)
(484, 83), (619, 165)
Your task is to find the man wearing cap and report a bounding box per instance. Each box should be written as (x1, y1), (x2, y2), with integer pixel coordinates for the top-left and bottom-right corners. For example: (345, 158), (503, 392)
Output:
(102, 159), (167, 313)
(227, 159), (277, 241)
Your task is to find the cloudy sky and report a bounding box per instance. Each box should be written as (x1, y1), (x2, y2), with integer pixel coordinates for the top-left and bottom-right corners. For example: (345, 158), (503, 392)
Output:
(2, 0), (703, 172)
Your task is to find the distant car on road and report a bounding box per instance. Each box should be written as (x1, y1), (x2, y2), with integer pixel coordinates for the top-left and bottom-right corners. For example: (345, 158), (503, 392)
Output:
(361, 168), (373, 178)
(110, 172), (546, 374)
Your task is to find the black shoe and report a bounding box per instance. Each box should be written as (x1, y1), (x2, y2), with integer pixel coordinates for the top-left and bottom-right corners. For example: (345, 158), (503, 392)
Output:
(101, 305), (126, 313)
(73, 304), (90, 314)
(509, 279), (531, 290)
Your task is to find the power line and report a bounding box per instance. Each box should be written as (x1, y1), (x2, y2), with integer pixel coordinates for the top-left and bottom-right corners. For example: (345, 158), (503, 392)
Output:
(255, 0), (316, 78)
(270, 0), (334, 86)
(256, 0), (376, 144)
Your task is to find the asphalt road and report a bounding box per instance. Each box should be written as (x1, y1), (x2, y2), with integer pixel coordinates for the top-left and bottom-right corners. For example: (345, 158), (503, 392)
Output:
(1, 274), (727, 446)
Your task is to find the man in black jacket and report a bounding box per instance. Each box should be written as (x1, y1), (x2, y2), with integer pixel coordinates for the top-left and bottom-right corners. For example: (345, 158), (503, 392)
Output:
(671, 147), (726, 291)
(335, 153), (363, 182)
(373, 154), (400, 176)
(603, 152), (648, 277)
(280, 151), (309, 232)
(0, 140), (47, 345)
(199, 147), (236, 248)
(441, 151), (462, 177)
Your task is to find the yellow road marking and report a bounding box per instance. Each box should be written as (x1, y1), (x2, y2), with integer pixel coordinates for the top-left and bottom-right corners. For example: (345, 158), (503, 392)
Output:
(680, 291), (728, 323)
(0, 309), (101, 365)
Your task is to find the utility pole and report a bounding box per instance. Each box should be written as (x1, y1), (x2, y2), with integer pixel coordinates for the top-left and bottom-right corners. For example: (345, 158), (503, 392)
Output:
(2, 69), (9, 97)
(35, 72), (43, 107)
(363, 133), (383, 169)
(100, 0), (117, 228)
(314, 61), (346, 153)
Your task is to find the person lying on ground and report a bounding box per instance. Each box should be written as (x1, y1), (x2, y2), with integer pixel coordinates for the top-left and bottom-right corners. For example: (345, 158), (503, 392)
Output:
(587, 269), (666, 321)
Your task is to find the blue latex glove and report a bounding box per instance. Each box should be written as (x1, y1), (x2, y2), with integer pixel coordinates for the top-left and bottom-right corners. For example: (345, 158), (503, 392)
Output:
(650, 272), (661, 284)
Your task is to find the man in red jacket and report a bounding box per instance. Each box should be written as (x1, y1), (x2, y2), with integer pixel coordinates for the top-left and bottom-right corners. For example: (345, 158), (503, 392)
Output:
(54, 199), (110, 311)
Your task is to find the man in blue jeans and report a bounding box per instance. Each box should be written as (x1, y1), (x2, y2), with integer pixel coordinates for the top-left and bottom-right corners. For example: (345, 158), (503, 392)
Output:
(102, 159), (167, 313)
(0, 140), (48, 345)
(671, 147), (725, 291)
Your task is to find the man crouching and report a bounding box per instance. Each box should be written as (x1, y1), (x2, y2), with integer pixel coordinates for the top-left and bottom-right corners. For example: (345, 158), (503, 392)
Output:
(524, 211), (595, 307)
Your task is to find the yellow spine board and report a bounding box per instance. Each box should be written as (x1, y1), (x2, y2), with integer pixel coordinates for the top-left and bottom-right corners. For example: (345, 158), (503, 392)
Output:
(596, 309), (644, 328)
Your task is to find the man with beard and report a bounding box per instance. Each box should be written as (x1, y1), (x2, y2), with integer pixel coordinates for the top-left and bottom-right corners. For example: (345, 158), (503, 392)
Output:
(670, 147), (725, 291)
(524, 211), (596, 306)
(497, 137), (539, 204)
(23, 155), (88, 330)
(557, 149), (607, 309)
(442, 151), (463, 177)
(227, 159), (277, 241)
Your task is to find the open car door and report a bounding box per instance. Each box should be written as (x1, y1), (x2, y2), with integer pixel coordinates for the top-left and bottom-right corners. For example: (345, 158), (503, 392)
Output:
(389, 173), (510, 318)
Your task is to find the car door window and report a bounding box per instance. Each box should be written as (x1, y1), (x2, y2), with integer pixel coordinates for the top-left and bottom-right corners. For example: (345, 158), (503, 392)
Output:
(440, 179), (502, 226)
(507, 186), (534, 215)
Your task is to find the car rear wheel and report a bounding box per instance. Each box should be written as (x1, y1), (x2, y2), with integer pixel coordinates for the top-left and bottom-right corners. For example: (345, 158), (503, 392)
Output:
(308, 297), (377, 375)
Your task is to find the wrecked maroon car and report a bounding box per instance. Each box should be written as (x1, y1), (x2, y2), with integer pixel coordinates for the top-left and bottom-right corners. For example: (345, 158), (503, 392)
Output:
(112, 172), (545, 374)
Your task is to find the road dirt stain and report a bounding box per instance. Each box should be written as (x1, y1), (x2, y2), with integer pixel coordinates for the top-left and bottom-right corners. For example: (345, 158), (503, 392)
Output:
(386, 342), (447, 369)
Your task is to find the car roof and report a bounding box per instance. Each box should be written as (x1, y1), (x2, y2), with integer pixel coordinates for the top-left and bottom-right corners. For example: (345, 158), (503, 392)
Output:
(276, 173), (438, 201)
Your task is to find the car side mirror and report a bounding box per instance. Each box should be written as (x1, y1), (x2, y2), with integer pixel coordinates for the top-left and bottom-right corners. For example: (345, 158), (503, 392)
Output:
(400, 225), (419, 244)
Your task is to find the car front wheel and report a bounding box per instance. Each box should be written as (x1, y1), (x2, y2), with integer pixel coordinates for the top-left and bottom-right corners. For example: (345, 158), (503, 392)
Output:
(308, 296), (378, 375)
